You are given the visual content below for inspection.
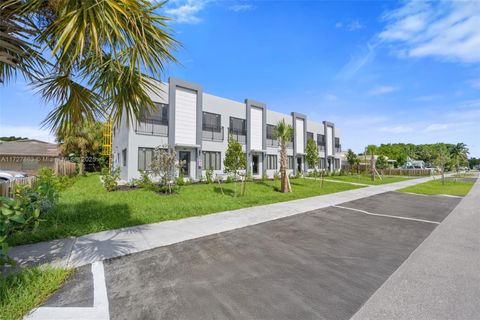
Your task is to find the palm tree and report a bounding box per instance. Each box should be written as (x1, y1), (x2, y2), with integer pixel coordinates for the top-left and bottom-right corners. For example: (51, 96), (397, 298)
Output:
(1, 0), (178, 134)
(275, 119), (293, 193)
(450, 143), (469, 174)
(57, 122), (103, 175)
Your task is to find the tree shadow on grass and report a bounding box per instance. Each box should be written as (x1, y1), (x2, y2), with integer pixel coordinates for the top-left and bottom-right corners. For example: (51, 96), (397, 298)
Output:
(213, 186), (235, 197)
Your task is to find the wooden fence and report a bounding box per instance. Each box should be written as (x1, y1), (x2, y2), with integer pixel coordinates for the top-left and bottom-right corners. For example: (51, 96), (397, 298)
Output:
(54, 158), (77, 176)
(0, 176), (36, 198)
(342, 164), (432, 176)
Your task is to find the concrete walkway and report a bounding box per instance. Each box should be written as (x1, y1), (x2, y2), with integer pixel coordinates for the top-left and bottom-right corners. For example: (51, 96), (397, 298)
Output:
(10, 175), (439, 269)
(351, 176), (480, 320)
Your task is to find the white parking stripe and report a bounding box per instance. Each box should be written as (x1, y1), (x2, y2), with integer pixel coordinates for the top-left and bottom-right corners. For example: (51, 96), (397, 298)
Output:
(401, 192), (463, 199)
(24, 261), (110, 320)
(333, 205), (440, 225)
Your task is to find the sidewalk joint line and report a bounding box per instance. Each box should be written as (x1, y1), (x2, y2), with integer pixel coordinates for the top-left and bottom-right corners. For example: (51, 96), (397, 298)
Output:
(333, 205), (440, 225)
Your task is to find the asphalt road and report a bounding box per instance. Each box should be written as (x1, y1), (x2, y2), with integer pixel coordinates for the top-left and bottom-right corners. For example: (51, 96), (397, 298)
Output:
(41, 191), (461, 320)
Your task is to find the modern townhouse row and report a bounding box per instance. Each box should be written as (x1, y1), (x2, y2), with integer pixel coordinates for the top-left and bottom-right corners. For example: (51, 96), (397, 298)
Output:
(112, 77), (343, 182)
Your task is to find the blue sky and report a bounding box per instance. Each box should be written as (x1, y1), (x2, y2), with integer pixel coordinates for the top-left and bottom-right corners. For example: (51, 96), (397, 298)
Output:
(1, 0), (479, 156)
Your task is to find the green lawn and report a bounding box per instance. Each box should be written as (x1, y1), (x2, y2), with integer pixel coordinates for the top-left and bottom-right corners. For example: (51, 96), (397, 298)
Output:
(11, 174), (363, 246)
(326, 174), (413, 185)
(0, 267), (72, 320)
(398, 179), (474, 196)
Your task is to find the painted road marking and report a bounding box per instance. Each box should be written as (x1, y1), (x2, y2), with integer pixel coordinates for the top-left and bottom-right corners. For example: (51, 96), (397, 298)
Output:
(333, 205), (440, 225)
(25, 261), (110, 320)
(401, 192), (463, 199)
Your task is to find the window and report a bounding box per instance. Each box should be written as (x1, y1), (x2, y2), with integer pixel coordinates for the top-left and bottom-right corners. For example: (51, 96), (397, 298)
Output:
(138, 147), (154, 171)
(335, 137), (340, 147)
(202, 151), (221, 170)
(335, 158), (341, 169)
(288, 156), (294, 169)
(229, 117), (246, 135)
(307, 132), (314, 141)
(317, 134), (325, 144)
(140, 103), (168, 125)
(319, 157), (325, 169)
(266, 155), (277, 170)
(203, 112), (221, 132)
(267, 125), (277, 140)
(122, 149), (127, 166)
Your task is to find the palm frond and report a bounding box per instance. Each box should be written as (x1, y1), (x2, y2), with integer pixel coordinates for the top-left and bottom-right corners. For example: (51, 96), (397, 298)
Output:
(37, 74), (105, 134)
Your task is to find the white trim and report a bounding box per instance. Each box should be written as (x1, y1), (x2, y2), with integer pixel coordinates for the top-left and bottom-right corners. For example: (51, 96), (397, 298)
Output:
(333, 205), (440, 225)
(25, 261), (110, 320)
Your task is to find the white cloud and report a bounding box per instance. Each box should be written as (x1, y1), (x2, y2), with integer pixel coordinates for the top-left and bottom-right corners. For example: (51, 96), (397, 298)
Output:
(368, 86), (398, 95)
(412, 95), (442, 102)
(165, 0), (208, 24)
(228, 4), (253, 12)
(0, 125), (55, 143)
(337, 42), (376, 79)
(335, 22), (343, 28)
(469, 78), (480, 90)
(423, 123), (449, 132)
(341, 115), (387, 127)
(324, 94), (338, 101)
(379, 125), (413, 134)
(347, 20), (363, 31)
(379, 1), (480, 63)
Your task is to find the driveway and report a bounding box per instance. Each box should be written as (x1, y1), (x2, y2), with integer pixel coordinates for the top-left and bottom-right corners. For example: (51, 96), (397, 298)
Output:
(28, 191), (461, 320)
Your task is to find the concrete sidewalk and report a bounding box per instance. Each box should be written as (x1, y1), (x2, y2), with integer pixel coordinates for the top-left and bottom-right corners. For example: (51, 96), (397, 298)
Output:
(10, 175), (439, 269)
(351, 176), (480, 320)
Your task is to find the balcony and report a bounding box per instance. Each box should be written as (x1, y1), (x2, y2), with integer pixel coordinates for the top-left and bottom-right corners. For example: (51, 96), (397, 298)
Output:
(267, 138), (279, 148)
(335, 145), (342, 153)
(202, 127), (224, 142)
(135, 119), (168, 136)
(228, 131), (246, 145)
(318, 144), (325, 151)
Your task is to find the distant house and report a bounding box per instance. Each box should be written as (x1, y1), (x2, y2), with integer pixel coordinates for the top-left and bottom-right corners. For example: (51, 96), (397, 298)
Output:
(0, 139), (62, 175)
(403, 157), (426, 169)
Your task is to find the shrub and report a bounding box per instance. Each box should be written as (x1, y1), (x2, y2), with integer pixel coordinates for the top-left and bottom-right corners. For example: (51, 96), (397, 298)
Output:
(138, 171), (156, 191)
(262, 171), (268, 181)
(226, 176), (234, 184)
(31, 168), (60, 214)
(205, 168), (214, 184)
(102, 168), (120, 192)
(176, 174), (185, 186)
(0, 196), (41, 266)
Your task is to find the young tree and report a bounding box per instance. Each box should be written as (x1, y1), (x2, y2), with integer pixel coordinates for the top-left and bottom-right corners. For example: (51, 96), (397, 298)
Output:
(276, 119), (293, 193)
(345, 149), (358, 175)
(1, 0), (178, 135)
(449, 143), (469, 174)
(366, 145), (377, 181)
(223, 138), (247, 197)
(305, 138), (319, 174)
(56, 121), (103, 175)
(376, 155), (388, 174)
(150, 146), (183, 194)
(433, 145), (450, 185)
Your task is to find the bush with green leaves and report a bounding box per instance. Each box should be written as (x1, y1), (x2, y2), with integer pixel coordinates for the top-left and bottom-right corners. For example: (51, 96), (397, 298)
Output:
(0, 195), (42, 266)
(262, 171), (268, 181)
(226, 176), (234, 184)
(102, 168), (120, 192)
(205, 168), (214, 184)
(138, 170), (156, 191)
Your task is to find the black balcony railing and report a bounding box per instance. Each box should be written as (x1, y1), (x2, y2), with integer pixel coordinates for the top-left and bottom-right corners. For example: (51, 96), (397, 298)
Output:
(318, 144), (325, 151)
(202, 127), (224, 142)
(335, 145), (342, 153)
(267, 138), (279, 147)
(135, 119), (168, 136)
(228, 130), (246, 145)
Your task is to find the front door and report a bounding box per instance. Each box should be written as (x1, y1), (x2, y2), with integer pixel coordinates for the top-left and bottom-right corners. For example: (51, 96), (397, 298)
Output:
(252, 155), (259, 175)
(179, 151), (190, 176)
(297, 157), (302, 173)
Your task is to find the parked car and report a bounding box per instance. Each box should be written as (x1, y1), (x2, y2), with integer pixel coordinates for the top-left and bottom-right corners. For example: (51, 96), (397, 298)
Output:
(0, 170), (28, 182)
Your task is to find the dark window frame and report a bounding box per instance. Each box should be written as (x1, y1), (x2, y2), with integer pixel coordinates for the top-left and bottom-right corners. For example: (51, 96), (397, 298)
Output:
(229, 117), (247, 136)
(138, 147), (154, 172)
(266, 155), (278, 170)
(202, 151), (221, 170)
(202, 112), (222, 132)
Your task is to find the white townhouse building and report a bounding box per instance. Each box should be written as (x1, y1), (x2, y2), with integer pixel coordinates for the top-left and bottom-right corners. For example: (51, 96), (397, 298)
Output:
(112, 77), (343, 182)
